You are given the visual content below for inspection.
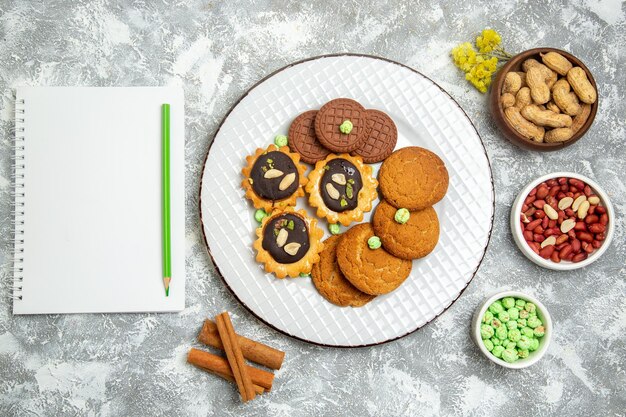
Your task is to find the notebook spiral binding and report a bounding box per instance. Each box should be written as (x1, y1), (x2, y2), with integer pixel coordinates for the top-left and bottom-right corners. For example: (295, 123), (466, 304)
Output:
(11, 97), (26, 301)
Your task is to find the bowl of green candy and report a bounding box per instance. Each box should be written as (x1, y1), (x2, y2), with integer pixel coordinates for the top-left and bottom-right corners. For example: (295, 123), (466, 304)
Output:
(472, 291), (552, 369)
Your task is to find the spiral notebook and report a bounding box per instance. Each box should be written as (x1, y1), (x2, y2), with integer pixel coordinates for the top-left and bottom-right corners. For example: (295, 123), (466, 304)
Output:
(11, 87), (185, 314)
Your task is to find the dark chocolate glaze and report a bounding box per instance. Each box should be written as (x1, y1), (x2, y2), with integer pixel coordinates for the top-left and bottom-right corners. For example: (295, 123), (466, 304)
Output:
(250, 151), (299, 201)
(262, 213), (310, 263)
(320, 158), (363, 212)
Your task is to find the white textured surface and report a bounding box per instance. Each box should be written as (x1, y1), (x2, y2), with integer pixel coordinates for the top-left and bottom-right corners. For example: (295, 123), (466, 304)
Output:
(201, 55), (493, 346)
(0, 1), (625, 416)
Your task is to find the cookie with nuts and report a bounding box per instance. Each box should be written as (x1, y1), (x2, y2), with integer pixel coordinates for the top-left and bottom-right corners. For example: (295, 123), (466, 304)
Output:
(372, 200), (440, 260)
(311, 235), (376, 307)
(242, 144), (308, 212)
(305, 154), (378, 226)
(254, 207), (325, 278)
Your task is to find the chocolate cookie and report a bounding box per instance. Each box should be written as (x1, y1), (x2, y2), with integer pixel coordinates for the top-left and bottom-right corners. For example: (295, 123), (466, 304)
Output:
(311, 235), (376, 307)
(372, 200), (440, 260)
(314, 98), (368, 152)
(352, 109), (397, 163)
(336, 223), (412, 295)
(288, 110), (330, 164)
(378, 147), (449, 211)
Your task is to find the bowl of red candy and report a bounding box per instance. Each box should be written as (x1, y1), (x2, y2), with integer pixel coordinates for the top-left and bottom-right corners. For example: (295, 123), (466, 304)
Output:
(511, 172), (615, 270)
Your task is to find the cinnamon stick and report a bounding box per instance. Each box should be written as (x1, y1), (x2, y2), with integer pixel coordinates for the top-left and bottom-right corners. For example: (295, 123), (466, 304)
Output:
(198, 319), (285, 370)
(215, 312), (256, 402)
(210, 370), (265, 395)
(187, 348), (274, 391)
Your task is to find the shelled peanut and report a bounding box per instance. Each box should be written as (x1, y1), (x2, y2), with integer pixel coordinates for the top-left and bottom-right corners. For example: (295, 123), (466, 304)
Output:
(500, 52), (596, 143)
(519, 177), (608, 263)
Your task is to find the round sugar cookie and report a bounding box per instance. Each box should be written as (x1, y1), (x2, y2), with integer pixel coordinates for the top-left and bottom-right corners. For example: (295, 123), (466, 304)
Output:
(378, 147), (449, 211)
(336, 223), (412, 295)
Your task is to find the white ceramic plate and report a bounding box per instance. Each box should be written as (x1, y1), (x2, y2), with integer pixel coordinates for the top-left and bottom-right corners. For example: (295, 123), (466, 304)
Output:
(200, 54), (494, 347)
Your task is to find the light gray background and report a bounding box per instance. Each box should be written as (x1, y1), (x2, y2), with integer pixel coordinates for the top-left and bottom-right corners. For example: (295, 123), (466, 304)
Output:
(1, 1), (624, 416)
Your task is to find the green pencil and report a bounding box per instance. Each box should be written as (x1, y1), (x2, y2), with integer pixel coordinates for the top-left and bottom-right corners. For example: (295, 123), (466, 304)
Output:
(162, 103), (171, 297)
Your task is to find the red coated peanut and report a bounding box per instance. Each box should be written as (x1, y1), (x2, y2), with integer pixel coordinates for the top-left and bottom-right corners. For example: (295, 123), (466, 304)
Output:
(596, 206), (606, 214)
(588, 223), (606, 234)
(534, 234), (545, 243)
(539, 245), (555, 259)
(595, 233), (605, 241)
(551, 251), (561, 263)
(529, 241), (540, 254)
(572, 253), (588, 262)
(525, 195), (536, 205)
(547, 179), (558, 187)
(536, 186), (549, 199)
(559, 245), (573, 258)
(529, 187), (537, 196)
(577, 232), (593, 242)
(535, 210), (546, 219)
(600, 214), (608, 225)
(526, 219), (542, 230)
(584, 185), (592, 196)
(571, 239), (581, 252)
(549, 186), (560, 197)
(585, 215), (599, 224)
(523, 230), (533, 241)
(556, 234), (569, 245)
(542, 217), (549, 229)
(574, 222), (587, 231)
(592, 240), (602, 249)
(558, 177), (567, 185)
(533, 200), (546, 209)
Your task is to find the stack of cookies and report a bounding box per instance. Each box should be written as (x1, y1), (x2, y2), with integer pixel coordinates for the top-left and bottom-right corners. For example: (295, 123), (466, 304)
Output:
(242, 97), (449, 308)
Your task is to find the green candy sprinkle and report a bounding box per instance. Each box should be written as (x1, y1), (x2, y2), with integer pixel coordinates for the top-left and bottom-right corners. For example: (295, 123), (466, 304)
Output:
(519, 309), (529, 319)
(483, 339), (494, 352)
(527, 316), (542, 329)
(367, 236), (381, 250)
(394, 208), (411, 224)
(299, 272), (310, 277)
(492, 345), (505, 358)
(522, 327), (534, 338)
(502, 349), (519, 363)
(274, 135), (288, 147)
(480, 324), (495, 339)
(517, 335), (531, 350)
(491, 337), (501, 346)
(502, 297), (516, 309)
(529, 338), (540, 352)
(506, 320), (518, 330)
(508, 307), (520, 320)
(497, 311), (510, 323)
(533, 326), (545, 337)
(517, 318), (527, 327)
(496, 326), (508, 340)
(516, 299), (526, 307)
(518, 349), (530, 359)
(254, 209), (268, 223)
(339, 120), (353, 134)
(490, 318), (502, 329)
(488, 301), (504, 315)
(508, 328), (521, 342)
(287, 220), (295, 230)
(340, 198), (348, 208)
(329, 223), (341, 235)
(482, 311), (494, 324)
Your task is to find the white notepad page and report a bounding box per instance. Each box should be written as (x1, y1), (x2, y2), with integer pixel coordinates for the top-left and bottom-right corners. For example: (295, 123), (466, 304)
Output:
(13, 87), (185, 314)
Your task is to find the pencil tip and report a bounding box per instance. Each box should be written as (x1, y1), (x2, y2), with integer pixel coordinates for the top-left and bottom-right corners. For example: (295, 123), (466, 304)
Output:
(163, 277), (171, 297)
(165, 287), (169, 297)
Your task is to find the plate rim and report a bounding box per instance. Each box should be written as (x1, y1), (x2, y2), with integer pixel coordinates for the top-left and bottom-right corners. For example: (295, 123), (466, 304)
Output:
(198, 53), (495, 348)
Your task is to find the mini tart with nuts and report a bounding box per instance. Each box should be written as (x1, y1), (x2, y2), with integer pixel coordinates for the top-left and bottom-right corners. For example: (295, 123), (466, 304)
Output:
(254, 207), (324, 279)
(305, 154), (378, 226)
(242, 144), (307, 211)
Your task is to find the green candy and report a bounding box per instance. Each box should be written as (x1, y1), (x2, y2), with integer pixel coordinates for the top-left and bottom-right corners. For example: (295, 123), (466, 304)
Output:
(517, 318), (527, 327)
(506, 320), (518, 330)
(394, 208), (410, 224)
(497, 311), (510, 322)
(527, 316), (542, 329)
(508, 328), (521, 342)
(488, 301), (504, 314)
(525, 302), (537, 314)
(273, 134), (288, 147)
(339, 120), (353, 134)
(299, 272), (310, 277)
(483, 339), (494, 352)
(533, 326), (545, 337)
(529, 338), (540, 351)
(502, 348), (518, 363)
(522, 327), (534, 338)
(496, 326), (508, 340)
(517, 335), (531, 350)
(483, 311), (494, 324)
(516, 298), (527, 307)
(507, 307), (520, 320)
(329, 223), (341, 235)
(254, 209), (268, 223)
(480, 324), (494, 339)
(519, 309), (529, 319)
(517, 349), (529, 359)
(505, 341), (517, 350)
(502, 297), (516, 309)
(491, 318), (502, 328)
(367, 236), (381, 250)
(492, 345), (505, 358)
(491, 337), (501, 346)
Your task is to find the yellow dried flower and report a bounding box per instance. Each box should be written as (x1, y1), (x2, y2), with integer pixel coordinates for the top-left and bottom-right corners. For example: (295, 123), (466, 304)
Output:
(465, 57), (499, 93)
(476, 29), (501, 53)
(451, 42), (478, 73)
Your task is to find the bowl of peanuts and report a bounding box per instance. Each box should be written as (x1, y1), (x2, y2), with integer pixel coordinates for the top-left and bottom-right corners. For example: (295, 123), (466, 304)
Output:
(490, 48), (598, 150)
(511, 172), (614, 270)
